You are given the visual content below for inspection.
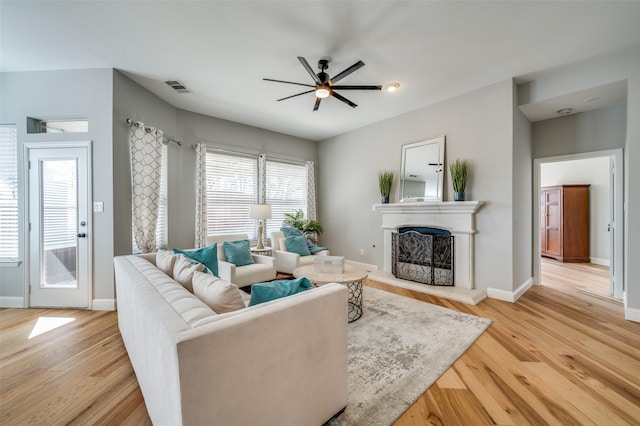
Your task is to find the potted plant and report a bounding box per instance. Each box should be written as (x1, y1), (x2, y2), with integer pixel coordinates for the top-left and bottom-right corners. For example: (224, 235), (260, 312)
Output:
(283, 210), (324, 244)
(378, 170), (394, 204)
(449, 159), (469, 201)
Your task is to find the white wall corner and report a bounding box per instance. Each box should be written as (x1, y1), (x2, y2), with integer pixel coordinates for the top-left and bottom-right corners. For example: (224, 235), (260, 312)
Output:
(590, 257), (610, 267)
(92, 299), (117, 311)
(0, 296), (25, 308)
(625, 307), (640, 323)
(486, 278), (533, 303)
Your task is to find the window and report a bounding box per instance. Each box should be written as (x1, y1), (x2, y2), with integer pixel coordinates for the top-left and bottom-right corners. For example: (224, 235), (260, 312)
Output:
(206, 151), (258, 238)
(132, 144), (168, 252)
(0, 125), (18, 259)
(265, 160), (307, 238)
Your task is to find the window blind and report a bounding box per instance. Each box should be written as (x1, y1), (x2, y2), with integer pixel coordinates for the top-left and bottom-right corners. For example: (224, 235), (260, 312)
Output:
(206, 151), (258, 238)
(0, 125), (18, 259)
(265, 160), (307, 238)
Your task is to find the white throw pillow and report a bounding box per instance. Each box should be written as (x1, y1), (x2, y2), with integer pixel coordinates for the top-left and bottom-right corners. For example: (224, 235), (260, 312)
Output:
(156, 249), (177, 277)
(173, 255), (205, 293)
(192, 271), (245, 314)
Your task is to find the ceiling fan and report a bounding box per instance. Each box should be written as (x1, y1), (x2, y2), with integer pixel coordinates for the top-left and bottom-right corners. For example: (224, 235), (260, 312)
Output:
(264, 57), (382, 111)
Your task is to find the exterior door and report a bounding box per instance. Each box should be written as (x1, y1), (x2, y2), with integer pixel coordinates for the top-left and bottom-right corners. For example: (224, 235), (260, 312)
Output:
(27, 143), (91, 308)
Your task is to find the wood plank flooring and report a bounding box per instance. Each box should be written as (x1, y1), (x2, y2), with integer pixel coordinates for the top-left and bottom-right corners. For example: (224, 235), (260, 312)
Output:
(2, 261), (638, 425)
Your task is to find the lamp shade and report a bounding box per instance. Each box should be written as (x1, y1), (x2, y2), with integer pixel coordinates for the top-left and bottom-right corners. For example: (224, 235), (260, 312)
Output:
(250, 204), (272, 220)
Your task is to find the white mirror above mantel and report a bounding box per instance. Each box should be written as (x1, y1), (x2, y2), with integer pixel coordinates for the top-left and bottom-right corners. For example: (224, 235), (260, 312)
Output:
(371, 200), (486, 304)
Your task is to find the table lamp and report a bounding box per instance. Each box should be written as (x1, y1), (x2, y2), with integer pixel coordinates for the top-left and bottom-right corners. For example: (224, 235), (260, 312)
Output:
(250, 204), (272, 249)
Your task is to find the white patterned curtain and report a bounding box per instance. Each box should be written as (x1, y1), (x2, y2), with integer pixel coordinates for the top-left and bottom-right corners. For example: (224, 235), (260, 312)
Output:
(305, 161), (317, 220)
(129, 121), (163, 253)
(194, 143), (208, 248)
(258, 153), (266, 204)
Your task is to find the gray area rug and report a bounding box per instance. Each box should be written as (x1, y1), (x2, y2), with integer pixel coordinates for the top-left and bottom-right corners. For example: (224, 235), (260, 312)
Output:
(329, 286), (492, 426)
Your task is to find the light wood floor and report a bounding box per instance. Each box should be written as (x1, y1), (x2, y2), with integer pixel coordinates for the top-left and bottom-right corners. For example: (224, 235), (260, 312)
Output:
(2, 261), (638, 425)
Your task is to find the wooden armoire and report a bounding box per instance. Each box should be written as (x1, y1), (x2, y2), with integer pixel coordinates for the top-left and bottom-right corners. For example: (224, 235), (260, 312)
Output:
(540, 184), (590, 263)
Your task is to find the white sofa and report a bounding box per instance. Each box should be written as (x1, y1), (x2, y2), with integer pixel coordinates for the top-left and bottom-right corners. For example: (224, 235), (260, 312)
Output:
(114, 253), (348, 426)
(271, 231), (330, 274)
(205, 233), (277, 287)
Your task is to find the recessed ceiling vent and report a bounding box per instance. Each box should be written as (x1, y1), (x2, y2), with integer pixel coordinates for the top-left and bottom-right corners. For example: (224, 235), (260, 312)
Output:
(164, 80), (191, 94)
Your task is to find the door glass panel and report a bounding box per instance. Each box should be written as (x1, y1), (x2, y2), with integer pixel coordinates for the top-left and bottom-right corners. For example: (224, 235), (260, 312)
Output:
(41, 159), (78, 288)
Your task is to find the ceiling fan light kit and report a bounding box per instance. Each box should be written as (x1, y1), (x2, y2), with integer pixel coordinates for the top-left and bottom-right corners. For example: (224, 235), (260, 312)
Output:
(264, 56), (382, 111)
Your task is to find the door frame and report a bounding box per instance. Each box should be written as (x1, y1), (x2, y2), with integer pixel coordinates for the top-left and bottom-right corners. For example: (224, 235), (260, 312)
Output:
(533, 148), (624, 300)
(23, 141), (93, 309)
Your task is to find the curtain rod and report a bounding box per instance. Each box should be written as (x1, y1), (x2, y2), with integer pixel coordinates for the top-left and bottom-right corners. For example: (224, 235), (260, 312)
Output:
(126, 118), (183, 146)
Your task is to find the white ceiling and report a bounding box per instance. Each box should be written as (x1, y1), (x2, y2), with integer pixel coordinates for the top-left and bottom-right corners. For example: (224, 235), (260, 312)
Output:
(2, 1), (640, 141)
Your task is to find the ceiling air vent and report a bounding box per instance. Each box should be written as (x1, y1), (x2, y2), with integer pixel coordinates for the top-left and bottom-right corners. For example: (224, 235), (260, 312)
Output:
(164, 80), (191, 94)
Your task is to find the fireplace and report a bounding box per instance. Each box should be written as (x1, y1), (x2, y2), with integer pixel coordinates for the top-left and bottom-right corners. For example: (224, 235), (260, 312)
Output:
(392, 227), (454, 286)
(373, 201), (483, 290)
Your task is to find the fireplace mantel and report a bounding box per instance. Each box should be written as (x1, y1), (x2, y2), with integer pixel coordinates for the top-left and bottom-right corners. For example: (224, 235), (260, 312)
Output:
(372, 201), (483, 215)
(373, 200), (484, 291)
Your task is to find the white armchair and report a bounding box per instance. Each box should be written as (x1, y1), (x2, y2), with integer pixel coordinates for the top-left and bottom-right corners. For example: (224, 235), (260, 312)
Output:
(271, 231), (330, 274)
(205, 234), (277, 288)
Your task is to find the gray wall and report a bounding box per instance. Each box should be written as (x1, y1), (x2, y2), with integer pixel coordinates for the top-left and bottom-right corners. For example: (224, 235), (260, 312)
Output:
(532, 104), (627, 158)
(173, 109), (318, 249)
(113, 70), (178, 256)
(113, 71), (318, 253)
(523, 46), (639, 317)
(318, 79), (516, 293)
(0, 69), (115, 302)
(512, 82), (533, 288)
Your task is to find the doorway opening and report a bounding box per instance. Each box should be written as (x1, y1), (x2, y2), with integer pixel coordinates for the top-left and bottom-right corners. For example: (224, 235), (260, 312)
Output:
(533, 149), (623, 301)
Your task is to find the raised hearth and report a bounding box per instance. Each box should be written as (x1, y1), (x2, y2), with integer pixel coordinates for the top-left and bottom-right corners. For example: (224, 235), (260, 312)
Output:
(373, 201), (485, 303)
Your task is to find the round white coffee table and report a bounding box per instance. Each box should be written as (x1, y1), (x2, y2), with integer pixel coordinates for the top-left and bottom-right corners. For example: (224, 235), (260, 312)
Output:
(293, 264), (367, 322)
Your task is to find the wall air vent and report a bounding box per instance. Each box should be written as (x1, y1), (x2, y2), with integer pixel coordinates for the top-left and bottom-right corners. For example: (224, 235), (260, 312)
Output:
(164, 80), (191, 94)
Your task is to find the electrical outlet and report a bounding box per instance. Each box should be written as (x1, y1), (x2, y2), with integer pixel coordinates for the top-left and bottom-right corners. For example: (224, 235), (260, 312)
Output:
(360, 249), (365, 255)
(93, 202), (104, 212)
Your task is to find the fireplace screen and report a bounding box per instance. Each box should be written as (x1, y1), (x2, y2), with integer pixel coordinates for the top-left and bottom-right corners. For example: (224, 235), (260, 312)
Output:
(391, 228), (454, 286)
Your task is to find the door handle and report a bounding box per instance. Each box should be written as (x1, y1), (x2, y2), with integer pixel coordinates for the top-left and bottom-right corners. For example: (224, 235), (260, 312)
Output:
(77, 233), (86, 238)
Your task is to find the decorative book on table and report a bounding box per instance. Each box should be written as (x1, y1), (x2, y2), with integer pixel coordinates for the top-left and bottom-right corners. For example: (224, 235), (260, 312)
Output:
(315, 256), (345, 274)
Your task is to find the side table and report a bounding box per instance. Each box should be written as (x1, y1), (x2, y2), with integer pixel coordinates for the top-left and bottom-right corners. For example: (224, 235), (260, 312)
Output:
(293, 264), (367, 322)
(250, 246), (272, 256)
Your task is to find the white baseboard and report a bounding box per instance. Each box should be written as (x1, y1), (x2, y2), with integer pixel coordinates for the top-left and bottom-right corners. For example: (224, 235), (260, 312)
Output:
(0, 296), (24, 308)
(92, 299), (116, 311)
(344, 259), (378, 271)
(487, 278), (533, 303)
(590, 257), (610, 267)
(625, 306), (640, 323)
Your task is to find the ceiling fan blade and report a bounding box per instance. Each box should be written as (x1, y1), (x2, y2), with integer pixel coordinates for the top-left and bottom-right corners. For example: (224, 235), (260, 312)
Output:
(330, 85), (382, 90)
(331, 91), (358, 108)
(263, 78), (315, 88)
(313, 97), (322, 111)
(330, 60), (365, 84)
(297, 57), (322, 85)
(277, 90), (314, 101)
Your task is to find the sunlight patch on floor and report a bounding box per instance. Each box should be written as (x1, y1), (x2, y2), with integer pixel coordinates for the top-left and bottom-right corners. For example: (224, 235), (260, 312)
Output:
(28, 317), (75, 339)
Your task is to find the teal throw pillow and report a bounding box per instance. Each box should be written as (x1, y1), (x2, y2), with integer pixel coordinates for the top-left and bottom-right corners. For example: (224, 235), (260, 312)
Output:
(223, 240), (254, 266)
(281, 226), (302, 237)
(173, 243), (219, 277)
(285, 235), (311, 256)
(248, 277), (312, 306)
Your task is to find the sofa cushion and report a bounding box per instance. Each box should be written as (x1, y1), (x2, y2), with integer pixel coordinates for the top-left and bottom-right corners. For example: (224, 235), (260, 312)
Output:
(285, 235), (311, 256)
(223, 240), (254, 266)
(174, 243), (219, 277)
(156, 249), (177, 276)
(248, 277), (312, 306)
(173, 255), (205, 292)
(192, 271), (245, 314)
